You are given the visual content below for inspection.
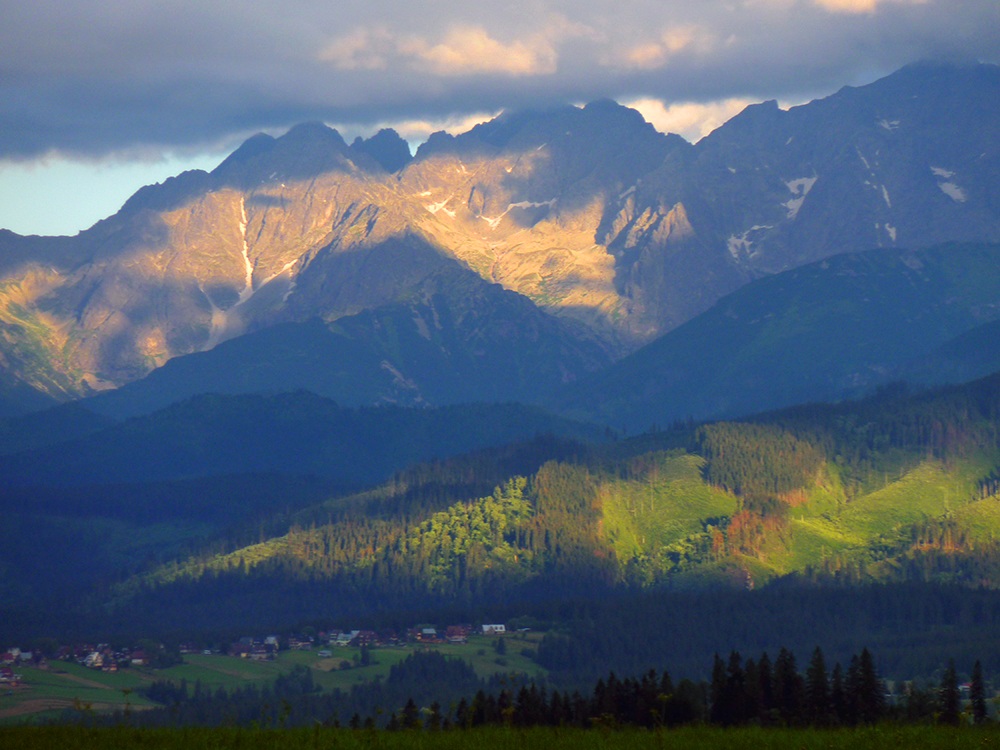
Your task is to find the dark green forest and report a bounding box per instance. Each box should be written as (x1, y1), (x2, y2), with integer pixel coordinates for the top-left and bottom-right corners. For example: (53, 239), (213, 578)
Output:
(96, 372), (1000, 636)
(2, 372), (1000, 708)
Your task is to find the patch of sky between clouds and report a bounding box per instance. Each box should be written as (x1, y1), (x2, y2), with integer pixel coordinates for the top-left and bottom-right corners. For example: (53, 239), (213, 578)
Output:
(0, 152), (227, 237)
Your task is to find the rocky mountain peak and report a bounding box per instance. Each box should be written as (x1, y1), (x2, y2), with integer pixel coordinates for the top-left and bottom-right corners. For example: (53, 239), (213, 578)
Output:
(210, 121), (363, 187)
(212, 132), (277, 174)
(350, 128), (413, 173)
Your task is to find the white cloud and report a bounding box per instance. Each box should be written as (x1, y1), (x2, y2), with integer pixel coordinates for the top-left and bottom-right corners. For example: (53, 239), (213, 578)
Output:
(624, 97), (757, 142)
(345, 111), (501, 145)
(611, 26), (717, 71)
(318, 26), (395, 71)
(1, 0), (998, 164)
(402, 25), (558, 76)
(320, 17), (597, 78)
(813, 0), (928, 13)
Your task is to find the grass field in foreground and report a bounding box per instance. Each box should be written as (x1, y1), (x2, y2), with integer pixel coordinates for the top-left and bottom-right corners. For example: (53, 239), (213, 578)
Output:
(0, 724), (996, 750)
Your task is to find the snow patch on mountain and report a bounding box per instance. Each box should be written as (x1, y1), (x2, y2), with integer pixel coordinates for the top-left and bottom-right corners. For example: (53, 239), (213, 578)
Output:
(426, 199), (456, 217)
(727, 225), (773, 261)
(481, 199), (557, 230)
(509, 200), (556, 211)
(783, 177), (817, 219)
(237, 198), (255, 305)
(931, 166), (967, 202)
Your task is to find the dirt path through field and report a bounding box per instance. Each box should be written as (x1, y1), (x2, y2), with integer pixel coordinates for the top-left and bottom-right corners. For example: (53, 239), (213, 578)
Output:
(0, 697), (76, 718)
(51, 670), (117, 690)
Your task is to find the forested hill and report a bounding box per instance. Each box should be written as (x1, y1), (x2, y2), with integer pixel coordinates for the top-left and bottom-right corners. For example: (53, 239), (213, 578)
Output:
(107, 371), (1000, 635)
(0, 393), (605, 487)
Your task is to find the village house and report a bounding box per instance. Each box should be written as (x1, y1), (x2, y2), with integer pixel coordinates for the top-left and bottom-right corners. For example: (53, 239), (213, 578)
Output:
(445, 625), (472, 643)
(418, 627), (439, 643)
(481, 623), (506, 635)
(0, 666), (21, 686)
(335, 630), (360, 647)
(378, 629), (401, 646)
(229, 640), (254, 658)
(249, 646), (273, 661)
(130, 650), (150, 666)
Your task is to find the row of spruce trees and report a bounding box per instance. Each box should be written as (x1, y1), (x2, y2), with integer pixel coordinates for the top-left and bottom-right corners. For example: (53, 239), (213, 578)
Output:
(384, 647), (991, 730)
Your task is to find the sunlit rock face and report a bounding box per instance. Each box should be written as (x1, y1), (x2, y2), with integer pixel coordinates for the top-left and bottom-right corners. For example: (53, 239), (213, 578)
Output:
(0, 62), (996, 405)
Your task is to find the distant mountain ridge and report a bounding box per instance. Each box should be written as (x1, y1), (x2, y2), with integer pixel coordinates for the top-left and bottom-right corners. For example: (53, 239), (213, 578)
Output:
(0, 61), (996, 416)
(558, 241), (1000, 430)
(0, 392), (603, 488)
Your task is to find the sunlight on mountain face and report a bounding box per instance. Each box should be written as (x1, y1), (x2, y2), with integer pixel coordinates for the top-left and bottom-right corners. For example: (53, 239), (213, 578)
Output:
(0, 64), (995, 403)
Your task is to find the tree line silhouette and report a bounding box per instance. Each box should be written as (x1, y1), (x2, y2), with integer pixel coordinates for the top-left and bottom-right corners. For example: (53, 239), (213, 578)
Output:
(385, 647), (990, 730)
(124, 646), (991, 730)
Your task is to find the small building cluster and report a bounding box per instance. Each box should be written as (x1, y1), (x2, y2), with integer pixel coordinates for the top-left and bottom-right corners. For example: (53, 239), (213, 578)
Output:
(225, 622), (508, 658)
(0, 664), (23, 686)
(2, 644), (120, 675)
(3, 621), (513, 676)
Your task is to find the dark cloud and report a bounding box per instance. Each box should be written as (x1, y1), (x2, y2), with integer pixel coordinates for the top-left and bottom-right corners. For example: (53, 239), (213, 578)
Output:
(1, 0), (998, 158)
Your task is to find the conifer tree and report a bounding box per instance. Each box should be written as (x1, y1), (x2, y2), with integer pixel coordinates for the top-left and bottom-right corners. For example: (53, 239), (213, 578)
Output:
(724, 651), (747, 725)
(845, 655), (862, 725)
(970, 660), (988, 725)
(773, 647), (803, 725)
(427, 701), (443, 730)
(939, 660), (961, 726)
(710, 654), (727, 724)
(454, 697), (470, 728)
(401, 697), (421, 729)
(856, 648), (885, 724)
(830, 662), (846, 725)
(805, 646), (831, 724)
(757, 651), (775, 722)
(744, 657), (762, 722)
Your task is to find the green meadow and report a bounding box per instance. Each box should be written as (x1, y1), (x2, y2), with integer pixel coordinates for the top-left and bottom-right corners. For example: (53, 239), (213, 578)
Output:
(0, 636), (545, 724)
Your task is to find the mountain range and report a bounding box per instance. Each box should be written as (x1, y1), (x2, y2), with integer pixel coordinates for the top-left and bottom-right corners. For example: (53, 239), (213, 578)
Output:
(0, 61), (997, 421)
(2, 60), (1000, 664)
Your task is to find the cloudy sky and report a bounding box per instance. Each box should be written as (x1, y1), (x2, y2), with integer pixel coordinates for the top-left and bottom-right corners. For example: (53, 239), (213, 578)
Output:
(1, 0), (997, 236)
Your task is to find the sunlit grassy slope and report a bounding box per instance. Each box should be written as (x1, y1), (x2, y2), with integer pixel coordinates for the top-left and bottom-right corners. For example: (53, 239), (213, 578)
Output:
(141, 445), (999, 593)
(599, 454), (737, 560)
(107, 372), (1000, 630)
